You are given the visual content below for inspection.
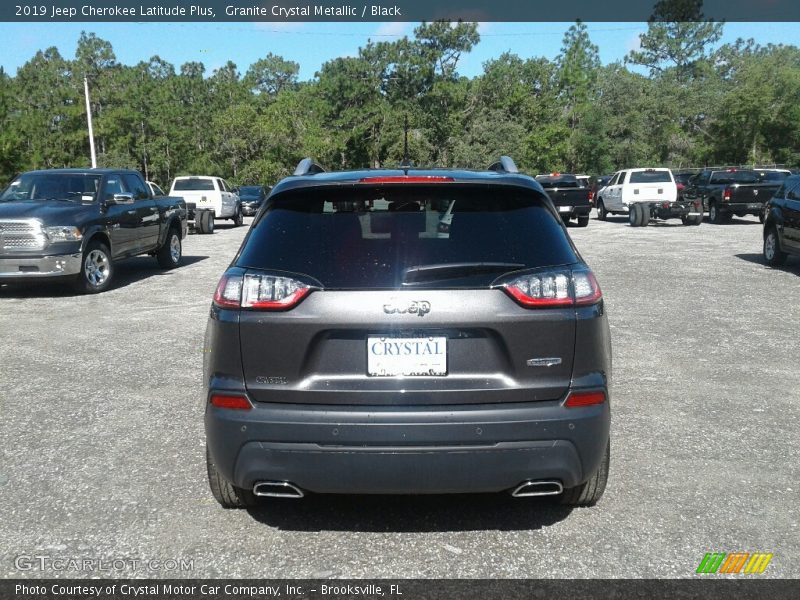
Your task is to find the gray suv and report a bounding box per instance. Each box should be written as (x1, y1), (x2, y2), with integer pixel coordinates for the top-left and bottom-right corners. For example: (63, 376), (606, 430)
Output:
(204, 157), (612, 509)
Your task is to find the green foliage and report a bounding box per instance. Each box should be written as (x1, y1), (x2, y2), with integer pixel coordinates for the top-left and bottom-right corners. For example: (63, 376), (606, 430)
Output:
(627, 0), (723, 77)
(1, 20), (798, 191)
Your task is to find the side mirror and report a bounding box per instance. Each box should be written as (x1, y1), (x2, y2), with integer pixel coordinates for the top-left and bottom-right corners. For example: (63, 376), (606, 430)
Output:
(109, 193), (134, 205)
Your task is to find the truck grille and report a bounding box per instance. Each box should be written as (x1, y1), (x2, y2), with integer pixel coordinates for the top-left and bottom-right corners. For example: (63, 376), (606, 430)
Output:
(0, 219), (47, 252)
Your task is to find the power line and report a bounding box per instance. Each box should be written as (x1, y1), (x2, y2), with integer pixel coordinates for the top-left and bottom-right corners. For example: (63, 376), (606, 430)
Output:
(125, 21), (645, 37)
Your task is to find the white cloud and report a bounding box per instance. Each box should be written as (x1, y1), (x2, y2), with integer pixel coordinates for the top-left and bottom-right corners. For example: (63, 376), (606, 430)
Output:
(373, 22), (411, 38)
(626, 32), (643, 54)
(254, 21), (306, 32)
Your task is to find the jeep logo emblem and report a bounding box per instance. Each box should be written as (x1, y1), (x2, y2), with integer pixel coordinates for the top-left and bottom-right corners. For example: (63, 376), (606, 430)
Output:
(383, 300), (431, 317)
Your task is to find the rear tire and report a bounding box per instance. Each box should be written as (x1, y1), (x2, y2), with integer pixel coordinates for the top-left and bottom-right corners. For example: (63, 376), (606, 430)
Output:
(764, 227), (787, 266)
(638, 204), (650, 226)
(709, 201), (725, 224)
(576, 215), (590, 227)
(597, 200), (607, 221)
(73, 240), (113, 294)
(206, 446), (259, 509)
(759, 211), (766, 224)
(199, 211), (215, 234)
(561, 440), (610, 506)
(628, 204), (640, 227)
(156, 227), (182, 269)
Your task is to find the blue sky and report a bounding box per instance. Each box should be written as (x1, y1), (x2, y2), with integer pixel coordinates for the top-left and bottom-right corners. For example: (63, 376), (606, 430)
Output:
(1, 22), (798, 79)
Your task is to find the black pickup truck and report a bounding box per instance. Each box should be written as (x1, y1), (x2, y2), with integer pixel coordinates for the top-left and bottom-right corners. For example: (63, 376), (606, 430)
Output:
(0, 168), (187, 293)
(535, 173), (592, 227)
(683, 169), (783, 224)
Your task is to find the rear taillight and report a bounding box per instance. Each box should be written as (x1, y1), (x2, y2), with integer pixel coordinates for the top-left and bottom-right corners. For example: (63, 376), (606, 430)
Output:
(572, 270), (603, 306)
(588, 190), (594, 202)
(213, 272), (316, 310)
(565, 390), (606, 408)
(210, 394), (252, 410)
(499, 269), (602, 308)
(723, 188), (731, 202)
(213, 273), (243, 308)
(242, 274), (311, 309)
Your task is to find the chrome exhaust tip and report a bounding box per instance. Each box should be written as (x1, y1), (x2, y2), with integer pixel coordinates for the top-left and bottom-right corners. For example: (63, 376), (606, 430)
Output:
(253, 481), (305, 498)
(511, 480), (564, 497)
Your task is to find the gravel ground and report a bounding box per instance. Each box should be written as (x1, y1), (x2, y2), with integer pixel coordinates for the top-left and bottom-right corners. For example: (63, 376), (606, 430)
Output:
(0, 213), (797, 579)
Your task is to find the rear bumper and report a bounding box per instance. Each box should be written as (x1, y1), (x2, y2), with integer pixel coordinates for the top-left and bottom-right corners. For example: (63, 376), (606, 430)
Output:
(0, 253), (81, 280)
(556, 205), (591, 218)
(205, 396), (610, 494)
(722, 202), (764, 213)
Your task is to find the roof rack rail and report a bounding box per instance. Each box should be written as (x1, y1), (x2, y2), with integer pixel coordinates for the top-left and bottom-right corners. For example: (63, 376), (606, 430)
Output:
(488, 156), (519, 174)
(293, 158), (326, 176)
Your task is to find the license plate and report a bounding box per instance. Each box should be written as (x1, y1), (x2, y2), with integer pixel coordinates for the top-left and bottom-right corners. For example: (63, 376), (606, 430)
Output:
(367, 336), (447, 377)
(747, 203), (761, 209)
(558, 206), (572, 213)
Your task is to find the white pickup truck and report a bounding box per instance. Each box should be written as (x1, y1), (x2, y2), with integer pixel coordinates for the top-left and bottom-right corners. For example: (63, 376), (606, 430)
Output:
(596, 168), (702, 227)
(170, 176), (243, 234)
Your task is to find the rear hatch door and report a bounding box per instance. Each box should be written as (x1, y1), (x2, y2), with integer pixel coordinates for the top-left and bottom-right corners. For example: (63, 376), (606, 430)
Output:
(236, 184), (580, 406)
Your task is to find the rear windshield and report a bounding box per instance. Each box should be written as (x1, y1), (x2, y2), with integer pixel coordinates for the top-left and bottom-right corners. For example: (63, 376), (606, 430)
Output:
(535, 175), (580, 188)
(710, 171), (759, 184)
(173, 178), (215, 191)
(629, 170), (673, 184)
(238, 186), (578, 289)
(757, 171), (789, 182)
(239, 186), (264, 196)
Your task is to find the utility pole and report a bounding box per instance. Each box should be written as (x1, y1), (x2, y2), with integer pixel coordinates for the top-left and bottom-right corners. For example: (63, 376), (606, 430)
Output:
(83, 75), (97, 168)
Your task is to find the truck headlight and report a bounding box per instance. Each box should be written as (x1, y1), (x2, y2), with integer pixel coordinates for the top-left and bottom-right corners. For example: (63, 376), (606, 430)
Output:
(45, 226), (83, 242)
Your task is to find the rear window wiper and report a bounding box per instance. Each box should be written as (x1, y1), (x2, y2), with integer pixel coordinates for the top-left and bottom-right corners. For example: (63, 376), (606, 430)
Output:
(403, 262), (525, 284)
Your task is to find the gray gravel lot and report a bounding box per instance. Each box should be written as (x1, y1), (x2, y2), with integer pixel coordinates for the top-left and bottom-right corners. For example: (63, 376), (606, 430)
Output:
(0, 213), (798, 579)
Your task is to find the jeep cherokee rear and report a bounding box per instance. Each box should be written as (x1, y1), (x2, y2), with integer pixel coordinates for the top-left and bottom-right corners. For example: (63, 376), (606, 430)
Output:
(204, 157), (612, 508)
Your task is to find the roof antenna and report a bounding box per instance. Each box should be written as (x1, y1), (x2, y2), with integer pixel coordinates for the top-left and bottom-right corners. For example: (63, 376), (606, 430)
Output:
(401, 113), (410, 172)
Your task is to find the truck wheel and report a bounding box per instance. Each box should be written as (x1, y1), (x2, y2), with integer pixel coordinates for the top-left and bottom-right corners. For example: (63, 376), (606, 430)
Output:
(156, 227), (182, 269)
(681, 214), (701, 226)
(628, 204), (640, 227)
(709, 201), (724, 224)
(206, 445), (259, 509)
(73, 240), (113, 294)
(576, 215), (590, 227)
(561, 440), (609, 507)
(597, 200), (607, 221)
(639, 204), (650, 226)
(759, 211), (766, 224)
(764, 228), (787, 266)
(232, 206), (243, 227)
(199, 211), (214, 234)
